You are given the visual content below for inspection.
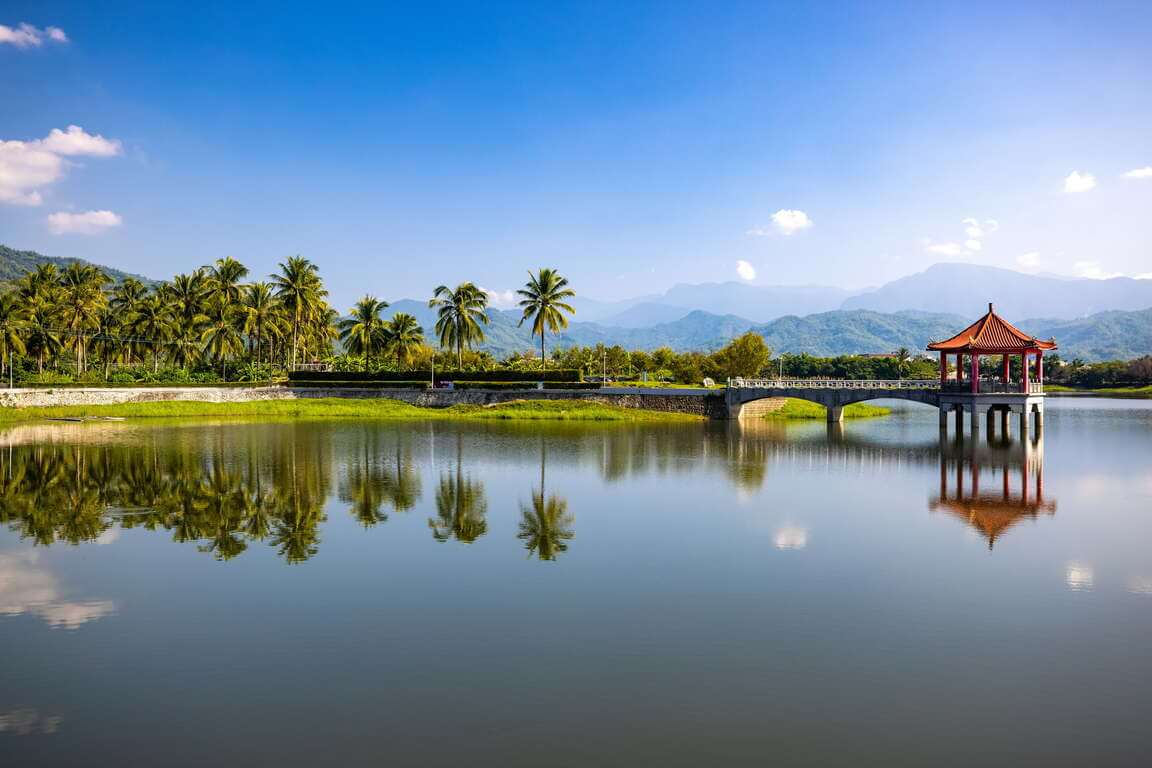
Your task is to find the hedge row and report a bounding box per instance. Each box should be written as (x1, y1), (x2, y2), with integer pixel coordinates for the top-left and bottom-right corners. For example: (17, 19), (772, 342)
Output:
(289, 369), (583, 384)
(287, 381), (603, 391)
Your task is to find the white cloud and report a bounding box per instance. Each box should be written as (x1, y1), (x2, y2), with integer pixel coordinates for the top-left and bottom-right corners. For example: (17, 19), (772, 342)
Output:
(479, 286), (517, 309)
(750, 209), (813, 237)
(0, 22), (68, 47)
(1017, 251), (1042, 269)
(1122, 166), (1152, 180)
(773, 526), (808, 550)
(964, 239), (982, 252)
(770, 209), (813, 235)
(47, 209), (122, 235)
(1136, 272), (1152, 280)
(40, 125), (121, 157)
(1063, 171), (1097, 193)
(735, 260), (756, 281)
(961, 217), (984, 239)
(0, 125), (122, 206)
(0, 551), (115, 630)
(1073, 260), (1122, 280)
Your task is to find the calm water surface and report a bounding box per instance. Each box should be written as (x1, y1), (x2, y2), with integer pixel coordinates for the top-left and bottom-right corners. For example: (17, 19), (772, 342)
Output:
(2, 399), (1150, 766)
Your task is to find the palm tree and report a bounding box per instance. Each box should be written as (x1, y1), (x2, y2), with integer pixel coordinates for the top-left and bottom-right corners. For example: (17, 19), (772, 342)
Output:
(163, 272), (209, 369)
(384, 312), (424, 370)
(337, 296), (389, 371)
(206, 257), (250, 307)
(110, 278), (147, 365)
(273, 256), (326, 370)
(428, 282), (489, 369)
(60, 262), (111, 374)
(131, 295), (175, 372)
(0, 293), (27, 386)
(23, 295), (62, 374)
(201, 299), (245, 379)
(895, 347), (912, 379)
(429, 435), (487, 543)
(517, 268), (575, 370)
(242, 282), (283, 370)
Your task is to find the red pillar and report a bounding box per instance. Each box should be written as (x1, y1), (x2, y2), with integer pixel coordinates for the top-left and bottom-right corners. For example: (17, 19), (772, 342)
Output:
(1021, 352), (1030, 393)
(970, 353), (980, 394)
(1037, 351), (1044, 387)
(1002, 354), (1010, 384)
(939, 352), (947, 385)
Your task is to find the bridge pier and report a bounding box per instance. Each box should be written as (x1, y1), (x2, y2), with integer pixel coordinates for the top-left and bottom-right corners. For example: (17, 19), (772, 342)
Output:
(827, 404), (844, 423)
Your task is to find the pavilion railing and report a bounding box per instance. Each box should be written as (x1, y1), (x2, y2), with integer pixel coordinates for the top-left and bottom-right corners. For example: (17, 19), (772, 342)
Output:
(940, 380), (1044, 394)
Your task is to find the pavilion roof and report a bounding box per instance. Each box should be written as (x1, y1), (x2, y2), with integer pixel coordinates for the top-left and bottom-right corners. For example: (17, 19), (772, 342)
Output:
(926, 303), (1057, 353)
(930, 496), (1056, 549)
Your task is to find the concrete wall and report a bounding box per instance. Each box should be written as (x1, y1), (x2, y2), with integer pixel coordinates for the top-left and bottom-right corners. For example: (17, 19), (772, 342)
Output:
(0, 385), (727, 418)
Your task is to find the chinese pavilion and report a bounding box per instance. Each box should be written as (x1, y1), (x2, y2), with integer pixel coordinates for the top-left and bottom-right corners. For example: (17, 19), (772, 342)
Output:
(927, 303), (1057, 394)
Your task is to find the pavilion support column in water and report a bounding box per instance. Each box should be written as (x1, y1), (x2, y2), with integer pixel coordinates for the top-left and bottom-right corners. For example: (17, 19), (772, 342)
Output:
(954, 404), (965, 438)
(1018, 405), (1030, 438)
(970, 404), (984, 438)
(1001, 408), (1011, 439)
(939, 406), (949, 434)
(986, 407), (996, 439)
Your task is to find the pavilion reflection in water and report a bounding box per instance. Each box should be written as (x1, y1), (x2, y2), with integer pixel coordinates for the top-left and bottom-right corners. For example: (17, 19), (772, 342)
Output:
(930, 434), (1054, 549)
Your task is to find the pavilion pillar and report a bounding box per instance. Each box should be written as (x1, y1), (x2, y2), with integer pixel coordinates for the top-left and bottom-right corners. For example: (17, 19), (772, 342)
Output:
(1000, 408), (1010, 438)
(970, 403), (982, 436)
(1002, 354), (1010, 385)
(1021, 352), (1030, 393)
(1037, 351), (1044, 389)
(939, 352), (947, 385)
(970, 353), (980, 394)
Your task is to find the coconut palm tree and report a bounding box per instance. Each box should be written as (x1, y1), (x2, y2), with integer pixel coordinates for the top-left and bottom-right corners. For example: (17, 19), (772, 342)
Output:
(110, 278), (147, 365)
(337, 296), (389, 371)
(60, 262), (111, 374)
(384, 312), (424, 370)
(206, 257), (250, 308)
(242, 282), (284, 370)
(130, 295), (175, 372)
(0, 293), (27, 387)
(429, 434), (487, 543)
(23, 295), (62, 374)
(428, 282), (489, 369)
(517, 268), (575, 370)
(272, 256), (326, 370)
(201, 298), (245, 379)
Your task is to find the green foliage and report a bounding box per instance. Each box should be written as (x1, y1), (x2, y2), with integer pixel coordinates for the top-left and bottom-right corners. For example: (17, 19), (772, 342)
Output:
(710, 331), (772, 378)
(763, 399), (892, 419)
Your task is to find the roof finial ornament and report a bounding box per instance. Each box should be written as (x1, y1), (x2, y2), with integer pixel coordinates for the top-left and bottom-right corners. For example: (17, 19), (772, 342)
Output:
(988, 302), (994, 313)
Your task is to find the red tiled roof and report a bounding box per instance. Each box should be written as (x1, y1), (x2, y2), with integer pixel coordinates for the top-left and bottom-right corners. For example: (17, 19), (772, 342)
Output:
(927, 303), (1057, 352)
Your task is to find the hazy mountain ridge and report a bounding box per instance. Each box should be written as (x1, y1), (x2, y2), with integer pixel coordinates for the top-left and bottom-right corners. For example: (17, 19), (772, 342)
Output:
(0, 244), (155, 287)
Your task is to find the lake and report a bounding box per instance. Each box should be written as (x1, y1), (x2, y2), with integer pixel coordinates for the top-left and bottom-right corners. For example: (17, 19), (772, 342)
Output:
(2, 398), (1150, 766)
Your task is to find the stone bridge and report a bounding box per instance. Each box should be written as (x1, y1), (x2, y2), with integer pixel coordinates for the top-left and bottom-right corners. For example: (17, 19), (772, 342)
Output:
(725, 378), (940, 421)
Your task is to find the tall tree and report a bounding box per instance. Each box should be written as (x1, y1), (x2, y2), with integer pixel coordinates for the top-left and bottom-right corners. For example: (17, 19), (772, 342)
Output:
(517, 268), (575, 370)
(60, 262), (111, 374)
(337, 296), (389, 371)
(384, 312), (424, 370)
(428, 282), (489, 369)
(206, 257), (250, 307)
(201, 298), (245, 378)
(0, 293), (27, 385)
(242, 282), (284, 370)
(110, 278), (148, 365)
(130, 295), (175, 372)
(272, 256), (326, 369)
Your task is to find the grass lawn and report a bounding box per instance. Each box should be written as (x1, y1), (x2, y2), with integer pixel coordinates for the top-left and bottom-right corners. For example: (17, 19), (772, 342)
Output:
(1046, 384), (1152, 398)
(763, 398), (891, 419)
(0, 398), (701, 423)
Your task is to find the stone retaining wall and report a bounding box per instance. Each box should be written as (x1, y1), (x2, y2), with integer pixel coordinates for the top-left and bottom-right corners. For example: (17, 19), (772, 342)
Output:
(0, 385), (729, 418)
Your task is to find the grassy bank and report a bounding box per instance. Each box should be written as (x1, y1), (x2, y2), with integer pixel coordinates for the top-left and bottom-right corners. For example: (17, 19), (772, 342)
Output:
(763, 399), (891, 420)
(1046, 384), (1152, 398)
(0, 398), (700, 423)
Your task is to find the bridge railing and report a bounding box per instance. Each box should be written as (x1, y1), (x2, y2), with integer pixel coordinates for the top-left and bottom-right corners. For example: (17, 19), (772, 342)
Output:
(728, 378), (940, 390)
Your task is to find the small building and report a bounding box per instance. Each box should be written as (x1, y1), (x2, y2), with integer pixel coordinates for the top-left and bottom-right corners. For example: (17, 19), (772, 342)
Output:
(926, 303), (1057, 436)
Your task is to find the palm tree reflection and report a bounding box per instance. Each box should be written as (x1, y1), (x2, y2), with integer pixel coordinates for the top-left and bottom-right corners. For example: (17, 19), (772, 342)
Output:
(429, 433), (487, 543)
(517, 441), (574, 561)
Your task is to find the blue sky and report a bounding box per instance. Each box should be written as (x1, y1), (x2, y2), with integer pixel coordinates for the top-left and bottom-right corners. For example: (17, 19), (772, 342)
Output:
(2, 1), (1150, 309)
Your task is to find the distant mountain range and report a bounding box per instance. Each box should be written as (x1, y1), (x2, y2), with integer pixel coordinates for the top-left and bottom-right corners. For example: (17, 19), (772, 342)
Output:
(4, 244), (1151, 361)
(0, 244), (153, 287)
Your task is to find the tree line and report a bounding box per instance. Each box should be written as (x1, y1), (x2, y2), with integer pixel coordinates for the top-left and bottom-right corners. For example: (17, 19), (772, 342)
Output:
(0, 257), (577, 385)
